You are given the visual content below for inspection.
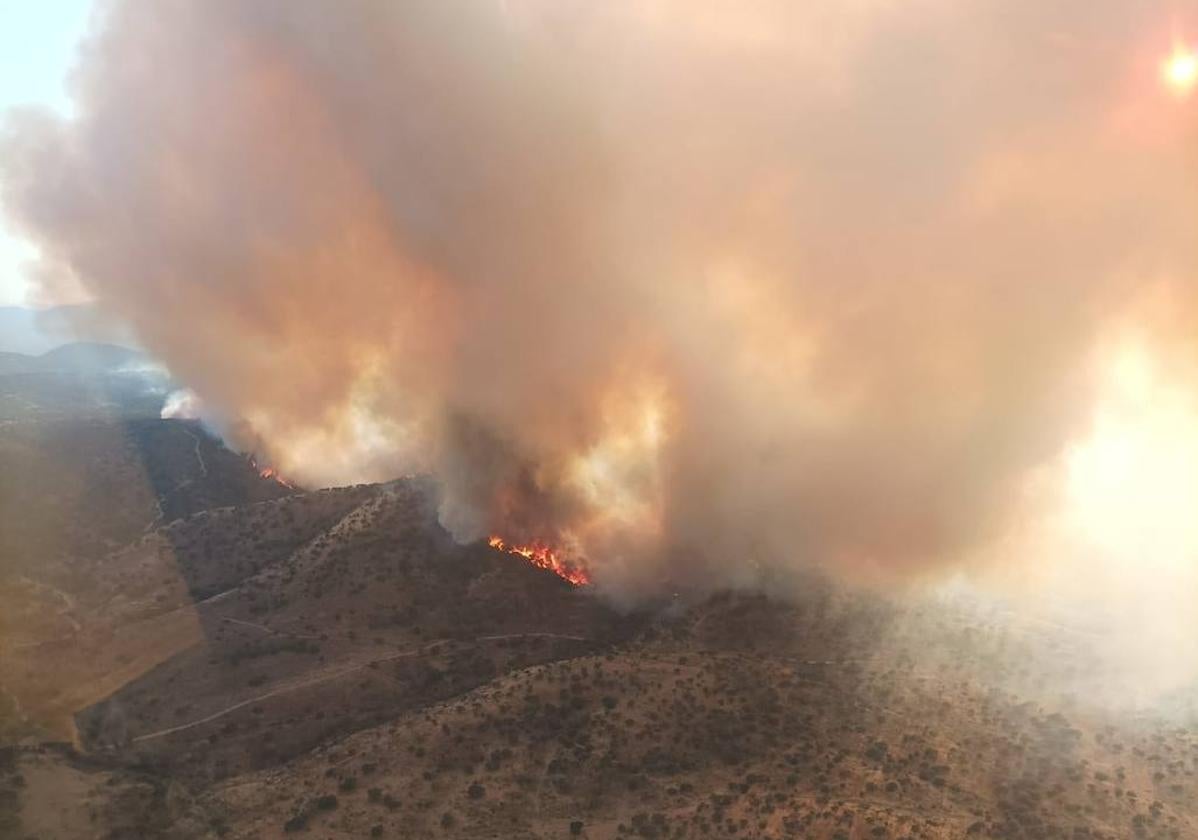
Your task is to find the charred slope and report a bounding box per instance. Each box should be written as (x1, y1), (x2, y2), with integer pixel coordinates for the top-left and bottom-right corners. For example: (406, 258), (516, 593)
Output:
(75, 479), (637, 780)
(0, 486), (369, 745)
(0, 419), (297, 742)
(0, 417), (294, 575)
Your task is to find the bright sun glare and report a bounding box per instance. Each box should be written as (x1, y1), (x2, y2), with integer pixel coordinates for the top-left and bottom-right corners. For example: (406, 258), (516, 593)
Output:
(1162, 44), (1198, 94)
(1064, 344), (1198, 573)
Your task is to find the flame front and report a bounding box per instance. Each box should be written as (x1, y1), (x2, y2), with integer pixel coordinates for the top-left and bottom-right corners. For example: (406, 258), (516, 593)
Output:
(259, 466), (298, 489)
(248, 454), (299, 490)
(488, 536), (591, 586)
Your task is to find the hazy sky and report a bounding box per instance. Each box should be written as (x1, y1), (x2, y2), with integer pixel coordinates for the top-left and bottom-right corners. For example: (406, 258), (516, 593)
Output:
(0, 0), (93, 307)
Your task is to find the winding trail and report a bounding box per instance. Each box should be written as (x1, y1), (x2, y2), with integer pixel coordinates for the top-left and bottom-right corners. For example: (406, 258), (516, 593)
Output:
(130, 632), (593, 744)
(181, 424), (209, 479)
(476, 632), (589, 643)
(219, 615), (320, 640)
(131, 645), (433, 744)
(140, 423), (209, 534)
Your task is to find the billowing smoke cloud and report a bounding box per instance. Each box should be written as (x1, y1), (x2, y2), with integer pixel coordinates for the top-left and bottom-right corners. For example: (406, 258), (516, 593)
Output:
(4, 0), (1198, 596)
(160, 388), (203, 421)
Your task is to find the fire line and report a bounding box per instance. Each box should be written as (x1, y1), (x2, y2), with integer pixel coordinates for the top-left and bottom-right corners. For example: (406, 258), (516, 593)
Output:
(488, 536), (592, 586)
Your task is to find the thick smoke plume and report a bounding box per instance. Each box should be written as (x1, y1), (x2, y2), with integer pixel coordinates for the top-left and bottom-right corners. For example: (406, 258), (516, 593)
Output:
(4, 1), (1198, 598)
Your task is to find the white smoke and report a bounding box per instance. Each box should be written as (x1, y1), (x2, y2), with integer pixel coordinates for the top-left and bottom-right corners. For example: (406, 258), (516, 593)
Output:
(160, 387), (203, 420)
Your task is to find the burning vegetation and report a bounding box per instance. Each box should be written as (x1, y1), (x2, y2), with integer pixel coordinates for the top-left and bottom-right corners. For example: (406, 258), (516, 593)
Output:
(488, 536), (591, 587)
(259, 467), (298, 490)
(246, 455), (299, 490)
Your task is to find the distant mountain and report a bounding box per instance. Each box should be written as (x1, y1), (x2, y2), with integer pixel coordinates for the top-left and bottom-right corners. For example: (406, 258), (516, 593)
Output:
(0, 351), (37, 375)
(36, 342), (147, 372)
(0, 305), (138, 355)
(0, 306), (58, 354)
(0, 341), (146, 373)
(0, 342), (167, 423)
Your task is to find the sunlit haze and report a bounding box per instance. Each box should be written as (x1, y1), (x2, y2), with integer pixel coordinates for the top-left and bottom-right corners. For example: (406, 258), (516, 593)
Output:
(5, 5), (1198, 836)
(0, 0), (93, 306)
(1163, 42), (1198, 94)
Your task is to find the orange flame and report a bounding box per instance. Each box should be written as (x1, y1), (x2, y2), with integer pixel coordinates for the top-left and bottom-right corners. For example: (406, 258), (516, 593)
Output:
(488, 536), (591, 586)
(248, 454), (298, 489)
(258, 466), (298, 489)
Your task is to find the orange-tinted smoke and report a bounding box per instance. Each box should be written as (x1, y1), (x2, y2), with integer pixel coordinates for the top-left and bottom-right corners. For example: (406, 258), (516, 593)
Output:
(3, 1), (1198, 595)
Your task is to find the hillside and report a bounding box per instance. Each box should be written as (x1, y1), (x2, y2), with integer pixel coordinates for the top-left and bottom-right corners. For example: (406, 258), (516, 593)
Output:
(0, 352), (37, 376)
(0, 389), (1195, 840)
(0, 342), (169, 423)
(3, 470), (1198, 839)
(35, 342), (147, 372)
(0, 305), (136, 356)
(0, 417), (295, 576)
(204, 638), (1198, 839)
